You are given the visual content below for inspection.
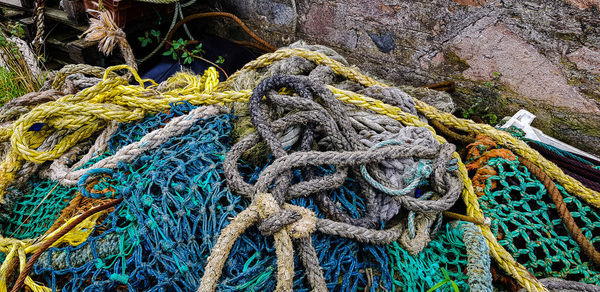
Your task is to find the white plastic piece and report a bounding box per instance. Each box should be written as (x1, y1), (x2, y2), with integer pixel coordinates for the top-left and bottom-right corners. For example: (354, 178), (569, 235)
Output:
(500, 109), (600, 163)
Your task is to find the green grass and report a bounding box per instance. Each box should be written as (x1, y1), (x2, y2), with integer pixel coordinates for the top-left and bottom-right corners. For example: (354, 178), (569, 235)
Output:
(0, 67), (29, 107)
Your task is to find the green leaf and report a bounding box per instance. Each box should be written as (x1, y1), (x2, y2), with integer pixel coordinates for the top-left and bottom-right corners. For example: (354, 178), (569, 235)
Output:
(182, 52), (188, 58)
(151, 29), (161, 38)
(216, 56), (225, 64)
(172, 53), (178, 61)
(185, 57), (192, 64)
(426, 280), (449, 292)
(162, 49), (172, 56)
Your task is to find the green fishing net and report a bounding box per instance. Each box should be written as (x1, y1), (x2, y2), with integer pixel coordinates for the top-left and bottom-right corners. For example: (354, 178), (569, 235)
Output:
(0, 180), (76, 240)
(479, 157), (600, 284)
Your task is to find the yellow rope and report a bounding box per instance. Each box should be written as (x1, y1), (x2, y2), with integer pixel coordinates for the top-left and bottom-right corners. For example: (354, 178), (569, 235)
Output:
(2, 48), (596, 291)
(0, 66), (221, 201)
(0, 211), (107, 292)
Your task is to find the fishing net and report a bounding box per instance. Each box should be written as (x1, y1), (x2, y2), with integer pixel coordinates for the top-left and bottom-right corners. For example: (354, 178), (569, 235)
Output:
(0, 44), (598, 292)
(13, 101), (480, 291)
(1, 181), (75, 241)
(467, 135), (600, 285)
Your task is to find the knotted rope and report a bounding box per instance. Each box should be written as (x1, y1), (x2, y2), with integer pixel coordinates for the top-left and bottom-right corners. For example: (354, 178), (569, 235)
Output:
(82, 11), (137, 71)
(199, 75), (461, 291)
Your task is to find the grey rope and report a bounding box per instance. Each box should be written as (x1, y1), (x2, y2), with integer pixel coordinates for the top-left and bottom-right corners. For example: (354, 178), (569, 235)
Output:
(518, 278), (600, 292)
(211, 75), (462, 290)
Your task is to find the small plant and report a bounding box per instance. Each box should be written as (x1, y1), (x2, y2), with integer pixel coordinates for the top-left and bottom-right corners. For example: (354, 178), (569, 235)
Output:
(0, 67), (28, 106)
(459, 86), (502, 126)
(163, 39), (206, 65)
(138, 29), (161, 47)
(0, 31), (44, 98)
(163, 38), (228, 77)
(8, 22), (25, 38)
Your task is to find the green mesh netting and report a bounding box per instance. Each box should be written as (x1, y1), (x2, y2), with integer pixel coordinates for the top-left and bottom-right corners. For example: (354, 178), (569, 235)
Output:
(388, 222), (472, 291)
(480, 157), (600, 284)
(0, 180), (75, 240)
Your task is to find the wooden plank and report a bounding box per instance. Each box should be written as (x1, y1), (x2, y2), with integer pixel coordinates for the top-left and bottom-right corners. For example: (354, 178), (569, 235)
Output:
(0, 0), (23, 8)
(17, 16), (34, 41)
(62, 0), (87, 25)
(0, 7), (25, 17)
(0, 0), (31, 11)
(45, 7), (88, 31)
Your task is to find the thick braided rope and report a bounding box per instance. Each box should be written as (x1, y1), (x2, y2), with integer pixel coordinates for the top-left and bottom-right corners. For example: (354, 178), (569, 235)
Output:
(32, 0), (45, 54)
(0, 67), (220, 200)
(52, 64), (118, 90)
(43, 105), (227, 186)
(458, 222), (493, 292)
(217, 48), (600, 291)
(200, 75), (461, 291)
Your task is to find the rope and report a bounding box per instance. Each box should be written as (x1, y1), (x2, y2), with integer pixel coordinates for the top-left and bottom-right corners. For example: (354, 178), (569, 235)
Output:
(52, 64), (118, 90)
(467, 135), (600, 288)
(0, 198), (110, 291)
(1, 46), (597, 291)
(527, 141), (600, 192)
(518, 278), (600, 292)
(200, 75), (462, 291)
(32, 0), (45, 55)
(44, 105), (226, 185)
(0, 66), (219, 201)
(458, 221), (493, 292)
(218, 47), (600, 291)
(82, 11), (138, 71)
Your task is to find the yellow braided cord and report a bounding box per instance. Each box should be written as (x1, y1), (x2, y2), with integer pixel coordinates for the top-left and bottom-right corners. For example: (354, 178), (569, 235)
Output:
(0, 67), (221, 201)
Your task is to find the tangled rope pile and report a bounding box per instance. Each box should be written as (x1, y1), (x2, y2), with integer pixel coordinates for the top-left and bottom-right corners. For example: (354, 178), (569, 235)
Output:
(0, 43), (599, 291)
(199, 74), (461, 291)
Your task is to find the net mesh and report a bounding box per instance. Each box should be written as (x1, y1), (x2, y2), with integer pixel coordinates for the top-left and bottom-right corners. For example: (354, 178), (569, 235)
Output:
(0, 102), (476, 291)
(468, 136), (600, 285)
(0, 180), (75, 240)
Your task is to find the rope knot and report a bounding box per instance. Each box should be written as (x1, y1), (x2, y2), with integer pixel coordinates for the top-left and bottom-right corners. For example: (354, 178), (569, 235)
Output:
(256, 193), (317, 239)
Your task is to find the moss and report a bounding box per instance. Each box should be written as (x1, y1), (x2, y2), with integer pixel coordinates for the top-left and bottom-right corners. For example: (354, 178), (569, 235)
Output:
(443, 51), (470, 72)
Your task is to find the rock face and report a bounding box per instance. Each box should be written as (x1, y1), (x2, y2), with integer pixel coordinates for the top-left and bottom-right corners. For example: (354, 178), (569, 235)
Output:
(212, 0), (600, 154)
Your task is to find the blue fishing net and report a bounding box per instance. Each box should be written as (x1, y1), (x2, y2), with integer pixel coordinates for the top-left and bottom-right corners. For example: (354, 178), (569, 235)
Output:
(28, 102), (390, 291)
(23, 101), (474, 291)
